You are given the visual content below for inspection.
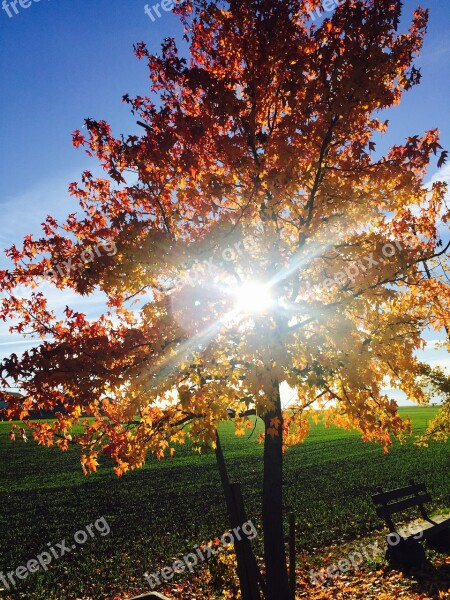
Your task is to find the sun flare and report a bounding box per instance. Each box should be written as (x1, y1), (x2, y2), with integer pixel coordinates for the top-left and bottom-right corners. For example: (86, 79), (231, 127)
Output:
(234, 282), (273, 314)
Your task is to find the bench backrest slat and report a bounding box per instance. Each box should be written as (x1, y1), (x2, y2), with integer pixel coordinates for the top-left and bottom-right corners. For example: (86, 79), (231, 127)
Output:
(375, 493), (432, 517)
(372, 483), (426, 504)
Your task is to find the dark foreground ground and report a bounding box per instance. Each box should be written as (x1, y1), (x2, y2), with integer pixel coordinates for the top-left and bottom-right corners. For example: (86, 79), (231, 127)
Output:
(0, 407), (448, 599)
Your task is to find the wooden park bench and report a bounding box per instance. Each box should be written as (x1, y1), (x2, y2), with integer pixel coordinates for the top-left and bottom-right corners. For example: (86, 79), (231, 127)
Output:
(372, 480), (450, 567)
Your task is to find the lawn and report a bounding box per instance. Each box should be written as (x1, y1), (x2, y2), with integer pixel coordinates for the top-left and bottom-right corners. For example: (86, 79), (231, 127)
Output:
(0, 407), (448, 599)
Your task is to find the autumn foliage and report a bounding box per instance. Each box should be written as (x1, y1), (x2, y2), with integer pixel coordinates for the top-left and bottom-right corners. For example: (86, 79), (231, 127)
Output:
(1, 1), (449, 597)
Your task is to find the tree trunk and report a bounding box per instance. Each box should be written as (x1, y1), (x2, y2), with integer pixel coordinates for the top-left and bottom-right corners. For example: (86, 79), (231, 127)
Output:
(262, 382), (290, 600)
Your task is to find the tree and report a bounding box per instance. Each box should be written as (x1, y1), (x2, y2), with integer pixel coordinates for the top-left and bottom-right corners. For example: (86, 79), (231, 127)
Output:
(417, 363), (450, 444)
(1, 1), (449, 598)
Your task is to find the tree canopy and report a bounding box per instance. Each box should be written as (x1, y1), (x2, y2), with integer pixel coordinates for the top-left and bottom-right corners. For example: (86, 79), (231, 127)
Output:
(1, 0), (448, 475)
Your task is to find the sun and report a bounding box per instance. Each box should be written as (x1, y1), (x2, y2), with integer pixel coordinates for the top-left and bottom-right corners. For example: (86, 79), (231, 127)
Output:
(234, 282), (273, 314)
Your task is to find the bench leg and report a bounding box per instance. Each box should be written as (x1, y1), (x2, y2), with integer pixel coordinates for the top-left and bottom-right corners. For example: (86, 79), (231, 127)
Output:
(385, 538), (426, 569)
(426, 529), (450, 553)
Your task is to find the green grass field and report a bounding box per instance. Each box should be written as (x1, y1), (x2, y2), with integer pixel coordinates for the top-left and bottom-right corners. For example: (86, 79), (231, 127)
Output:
(0, 407), (449, 599)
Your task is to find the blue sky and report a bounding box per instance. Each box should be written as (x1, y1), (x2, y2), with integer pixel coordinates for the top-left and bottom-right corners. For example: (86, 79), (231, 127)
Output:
(0, 0), (449, 403)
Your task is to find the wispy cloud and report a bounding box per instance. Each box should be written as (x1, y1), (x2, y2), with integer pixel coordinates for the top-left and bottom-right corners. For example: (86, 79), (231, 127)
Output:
(0, 171), (81, 267)
(429, 162), (450, 187)
(0, 171), (111, 362)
